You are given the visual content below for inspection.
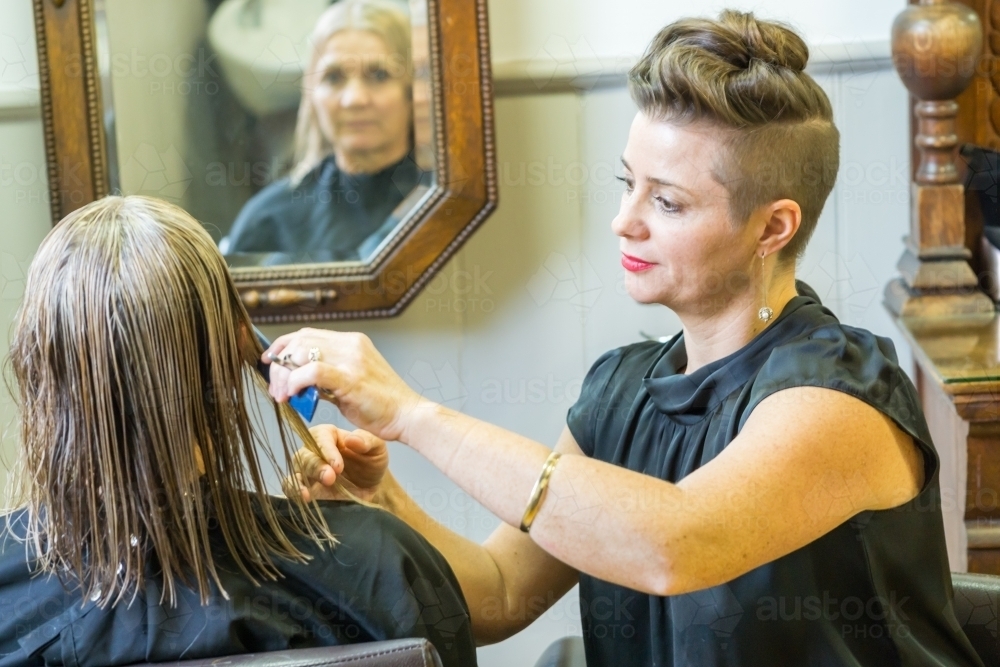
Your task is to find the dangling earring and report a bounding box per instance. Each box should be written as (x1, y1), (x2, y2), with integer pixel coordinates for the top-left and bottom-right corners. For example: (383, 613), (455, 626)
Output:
(758, 252), (773, 323)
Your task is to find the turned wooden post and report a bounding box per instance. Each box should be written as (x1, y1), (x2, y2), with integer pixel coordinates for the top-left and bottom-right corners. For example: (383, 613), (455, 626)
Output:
(885, 0), (995, 319)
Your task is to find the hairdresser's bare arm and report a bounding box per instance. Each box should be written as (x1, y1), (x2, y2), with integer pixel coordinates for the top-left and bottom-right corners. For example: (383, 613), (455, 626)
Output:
(279, 333), (922, 604)
(299, 425), (580, 645)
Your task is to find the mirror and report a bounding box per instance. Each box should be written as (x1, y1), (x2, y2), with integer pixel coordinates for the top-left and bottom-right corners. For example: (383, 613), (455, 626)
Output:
(99, 0), (435, 267)
(32, 0), (495, 320)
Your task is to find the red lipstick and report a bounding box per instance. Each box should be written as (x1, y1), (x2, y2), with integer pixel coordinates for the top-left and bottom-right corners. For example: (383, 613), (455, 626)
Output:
(621, 252), (655, 272)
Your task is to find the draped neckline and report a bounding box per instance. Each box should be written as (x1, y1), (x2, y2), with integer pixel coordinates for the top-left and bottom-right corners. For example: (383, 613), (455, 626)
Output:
(642, 280), (825, 422)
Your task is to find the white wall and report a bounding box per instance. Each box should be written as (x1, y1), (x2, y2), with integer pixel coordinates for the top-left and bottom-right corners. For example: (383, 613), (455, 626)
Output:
(0, 1), (914, 665)
(486, 0), (901, 64)
(0, 0), (52, 498)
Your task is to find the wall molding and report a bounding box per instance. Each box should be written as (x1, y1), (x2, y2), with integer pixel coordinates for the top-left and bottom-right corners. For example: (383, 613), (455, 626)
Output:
(493, 38), (892, 96)
(0, 37), (893, 110)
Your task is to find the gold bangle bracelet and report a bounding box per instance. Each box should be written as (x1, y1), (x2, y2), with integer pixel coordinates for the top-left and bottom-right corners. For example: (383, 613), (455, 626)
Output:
(519, 452), (562, 533)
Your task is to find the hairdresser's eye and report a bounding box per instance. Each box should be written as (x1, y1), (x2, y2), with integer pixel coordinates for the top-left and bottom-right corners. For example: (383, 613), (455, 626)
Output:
(654, 197), (682, 215)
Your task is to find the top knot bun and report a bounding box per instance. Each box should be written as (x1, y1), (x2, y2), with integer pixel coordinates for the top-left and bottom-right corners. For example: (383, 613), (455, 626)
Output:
(718, 9), (809, 72)
(628, 9), (829, 127)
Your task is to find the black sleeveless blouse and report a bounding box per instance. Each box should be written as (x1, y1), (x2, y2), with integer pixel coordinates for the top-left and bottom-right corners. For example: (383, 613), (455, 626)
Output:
(566, 281), (984, 667)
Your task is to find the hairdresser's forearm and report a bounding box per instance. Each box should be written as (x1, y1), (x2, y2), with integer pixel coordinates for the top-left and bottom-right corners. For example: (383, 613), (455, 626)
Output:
(398, 401), (553, 528)
(396, 400), (688, 595)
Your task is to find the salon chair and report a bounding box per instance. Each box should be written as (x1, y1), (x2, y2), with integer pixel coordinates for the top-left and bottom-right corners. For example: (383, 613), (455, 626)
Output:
(120, 573), (997, 667)
(530, 573), (1000, 667)
(127, 639), (442, 667)
(953, 573), (1000, 667)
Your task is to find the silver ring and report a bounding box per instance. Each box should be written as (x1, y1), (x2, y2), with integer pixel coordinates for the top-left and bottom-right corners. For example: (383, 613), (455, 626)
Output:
(308, 347), (321, 363)
(281, 352), (293, 365)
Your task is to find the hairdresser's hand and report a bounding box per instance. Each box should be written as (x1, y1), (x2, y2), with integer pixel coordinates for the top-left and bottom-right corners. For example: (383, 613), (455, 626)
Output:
(262, 328), (428, 442)
(293, 424), (388, 504)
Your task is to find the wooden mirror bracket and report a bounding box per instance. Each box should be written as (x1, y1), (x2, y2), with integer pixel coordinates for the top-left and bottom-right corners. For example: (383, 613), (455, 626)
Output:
(886, 0), (995, 319)
(32, 0), (497, 322)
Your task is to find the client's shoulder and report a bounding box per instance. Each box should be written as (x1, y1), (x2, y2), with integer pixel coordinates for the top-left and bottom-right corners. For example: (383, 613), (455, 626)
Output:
(0, 508), (33, 556)
(229, 177), (296, 226)
(0, 508), (62, 591)
(0, 508), (29, 559)
(267, 497), (443, 565)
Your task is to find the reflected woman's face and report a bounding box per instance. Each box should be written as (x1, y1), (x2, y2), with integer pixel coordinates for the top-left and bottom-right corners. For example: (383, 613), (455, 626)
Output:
(311, 29), (412, 173)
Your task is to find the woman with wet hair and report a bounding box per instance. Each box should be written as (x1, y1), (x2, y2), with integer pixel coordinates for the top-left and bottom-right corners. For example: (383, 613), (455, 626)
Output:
(275, 10), (986, 666)
(0, 196), (475, 667)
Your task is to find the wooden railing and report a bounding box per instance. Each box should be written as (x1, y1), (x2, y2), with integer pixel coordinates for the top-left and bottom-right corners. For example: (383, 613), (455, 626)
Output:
(888, 0), (1000, 574)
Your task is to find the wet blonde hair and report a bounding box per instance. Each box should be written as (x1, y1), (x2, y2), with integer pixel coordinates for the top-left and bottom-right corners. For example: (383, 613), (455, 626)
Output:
(291, 0), (412, 184)
(8, 196), (335, 607)
(629, 9), (840, 262)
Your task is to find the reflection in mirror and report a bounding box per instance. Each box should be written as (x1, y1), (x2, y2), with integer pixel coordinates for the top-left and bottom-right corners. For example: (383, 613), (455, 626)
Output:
(96, 0), (436, 269)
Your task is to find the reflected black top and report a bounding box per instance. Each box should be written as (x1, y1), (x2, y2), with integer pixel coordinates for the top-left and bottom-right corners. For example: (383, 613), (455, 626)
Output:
(0, 498), (476, 667)
(221, 155), (424, 264)
(566, 281), (983, 667)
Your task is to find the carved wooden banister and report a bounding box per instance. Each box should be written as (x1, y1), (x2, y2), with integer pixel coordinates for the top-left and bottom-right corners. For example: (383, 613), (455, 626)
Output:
(884, 0), (1000, 575)
(885, 0), (995, 319)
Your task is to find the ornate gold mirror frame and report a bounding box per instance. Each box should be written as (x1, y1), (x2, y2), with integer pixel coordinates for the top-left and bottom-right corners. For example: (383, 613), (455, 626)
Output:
(31, 0), (497, 322)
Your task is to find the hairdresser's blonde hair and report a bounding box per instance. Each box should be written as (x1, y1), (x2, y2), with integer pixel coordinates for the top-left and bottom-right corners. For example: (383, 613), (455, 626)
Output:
(629, 10), (840, 262)
(8, 195), (335, 607)
(291, 0), (412, 184)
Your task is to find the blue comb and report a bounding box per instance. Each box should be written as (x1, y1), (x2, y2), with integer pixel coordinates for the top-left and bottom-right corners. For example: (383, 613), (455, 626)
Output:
(253, 326), (320, 422)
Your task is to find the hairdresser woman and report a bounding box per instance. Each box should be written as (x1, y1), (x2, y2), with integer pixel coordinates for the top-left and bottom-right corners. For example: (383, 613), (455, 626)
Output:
(265, 11), (984, 666)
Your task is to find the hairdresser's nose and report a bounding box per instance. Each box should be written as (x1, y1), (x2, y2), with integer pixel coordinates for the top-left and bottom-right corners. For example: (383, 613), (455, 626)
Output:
(611, 186), (649, 241)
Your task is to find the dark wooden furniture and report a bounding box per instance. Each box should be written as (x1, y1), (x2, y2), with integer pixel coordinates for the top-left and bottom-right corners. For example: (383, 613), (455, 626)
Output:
(31, 0), (497, 322)
(889, 0), (1000, 574)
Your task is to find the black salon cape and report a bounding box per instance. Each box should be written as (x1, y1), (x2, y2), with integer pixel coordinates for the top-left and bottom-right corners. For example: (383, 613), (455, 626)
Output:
(221, 155), (423, 264)
(0, 499), (477, 667)
(566, 281), (984, 667)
